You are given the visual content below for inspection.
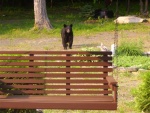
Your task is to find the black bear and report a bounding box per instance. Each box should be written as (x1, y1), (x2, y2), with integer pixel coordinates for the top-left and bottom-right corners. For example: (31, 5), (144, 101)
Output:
(61, 24), (73, 50)
(93, 9), (114, 19)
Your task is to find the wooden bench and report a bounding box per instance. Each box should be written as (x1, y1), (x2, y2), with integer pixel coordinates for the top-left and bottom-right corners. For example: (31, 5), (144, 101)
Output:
(0, 51), (118, 110)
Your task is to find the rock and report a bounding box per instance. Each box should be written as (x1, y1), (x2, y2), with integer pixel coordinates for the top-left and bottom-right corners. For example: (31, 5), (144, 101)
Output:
(114, 16), (148, 24)
(36, 109), (43, 113)
(126, 67), (139, 72)
(138, 69), (148, 72)
(118, 67), (126, 72)
(118, 67), (139, 72)
(143, 51), (150, 56)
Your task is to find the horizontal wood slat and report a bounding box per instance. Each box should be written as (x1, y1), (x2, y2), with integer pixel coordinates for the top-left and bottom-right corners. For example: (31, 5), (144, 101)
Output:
(45, 79), (107, 83)
(0, 85), (45, 89)
(0, 90), (112, 95)
(0, 85), (109, 89)
(0, 79), (44, 84)
(45, 85), (109, 89)
(45, 90), (112, 94)
(0, 79), (106, 84)
(0, 56), (112, 61)
(0, 51), (112, 55)
(0, 73), (44, 77)
(0, 73), (107, 78)
(0, 90), (44, 95)
(0, 62), (112, 66)
(0, 68), (112, 72)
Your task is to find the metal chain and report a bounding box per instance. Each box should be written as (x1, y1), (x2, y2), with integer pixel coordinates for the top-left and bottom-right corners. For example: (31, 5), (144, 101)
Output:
(114, 19), (119, 79)
(113, 1), (119, 80)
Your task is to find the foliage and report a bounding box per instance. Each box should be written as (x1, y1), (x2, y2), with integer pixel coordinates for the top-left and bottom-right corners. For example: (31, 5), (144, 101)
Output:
(133, 71), (150, 112)
(80, 4), (94, 18)
(93, 0), (100, 4)
(117, 40), (143, 56)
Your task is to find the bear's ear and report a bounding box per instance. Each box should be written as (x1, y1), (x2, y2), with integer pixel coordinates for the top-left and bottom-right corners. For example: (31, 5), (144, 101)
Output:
(64, 24), (67, 28)
(70, 24), (73, 27)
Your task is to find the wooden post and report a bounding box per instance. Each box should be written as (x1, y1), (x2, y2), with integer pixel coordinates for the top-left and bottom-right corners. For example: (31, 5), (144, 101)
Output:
(66, 54), (70, 95)
(29, 54), (34, 72)
(113, 85), (118, 102)
(103, 54), (108, 95)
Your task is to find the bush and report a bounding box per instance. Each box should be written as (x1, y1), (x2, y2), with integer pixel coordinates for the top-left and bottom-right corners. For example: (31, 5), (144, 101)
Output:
(134, 72), (150, 112)
(80, 4), (94, 18)
(117, 40), (143, 56)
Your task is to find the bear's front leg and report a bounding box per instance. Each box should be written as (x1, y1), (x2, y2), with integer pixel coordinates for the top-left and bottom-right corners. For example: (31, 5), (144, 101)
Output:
(69, 37), (73, 49)
(62, 37), (67, 50)
(64, 43), (68, 50)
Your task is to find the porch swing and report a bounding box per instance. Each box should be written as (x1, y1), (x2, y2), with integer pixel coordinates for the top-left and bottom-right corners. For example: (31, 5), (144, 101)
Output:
(0, 1), (119, 111)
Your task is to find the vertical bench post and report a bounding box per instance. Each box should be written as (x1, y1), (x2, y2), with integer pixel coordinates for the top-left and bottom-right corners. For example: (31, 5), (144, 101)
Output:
(29, 53), (34, 73)
(114, 85), (118, 102)
(103, 53), (108, 95)
(29, 53), (34, 68)
(28, 54), (34, 91)
(66, 54), (70, 95)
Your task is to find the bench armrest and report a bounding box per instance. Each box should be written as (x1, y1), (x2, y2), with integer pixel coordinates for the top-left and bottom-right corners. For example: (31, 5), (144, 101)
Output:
(106, 76), (118, 102)
(106, 76), (118, 90)
(106, 76), (117, 86)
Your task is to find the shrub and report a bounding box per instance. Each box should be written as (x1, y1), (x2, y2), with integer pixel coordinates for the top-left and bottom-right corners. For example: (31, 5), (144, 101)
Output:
(134, 71), (150, 112)
(117, 40), (143, 56)
(80, 4), (94, 18)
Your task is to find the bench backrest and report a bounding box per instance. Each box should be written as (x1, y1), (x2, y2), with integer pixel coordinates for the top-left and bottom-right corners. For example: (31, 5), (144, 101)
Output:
(0, 51), (113, 96)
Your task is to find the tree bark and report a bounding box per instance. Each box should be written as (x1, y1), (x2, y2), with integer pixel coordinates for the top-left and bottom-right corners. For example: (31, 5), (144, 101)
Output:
(140, 0), (144, 15)
(144, 0), (148, 13)
(116, 0), (119, 17)
(34, 0), (53, 29)
(140, 0), (149, 16)
(126, 0), (130, 14)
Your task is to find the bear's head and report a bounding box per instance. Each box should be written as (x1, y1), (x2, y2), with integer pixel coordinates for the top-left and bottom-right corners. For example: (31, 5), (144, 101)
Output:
(64, 24), (73, 33)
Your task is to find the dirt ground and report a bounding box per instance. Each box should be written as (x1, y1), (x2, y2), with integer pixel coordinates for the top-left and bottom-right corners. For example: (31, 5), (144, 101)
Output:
(0, 30), (149, 52)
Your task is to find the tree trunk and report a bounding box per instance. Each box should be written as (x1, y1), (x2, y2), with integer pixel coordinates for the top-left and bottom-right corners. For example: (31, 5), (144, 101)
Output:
(116, 0), (119, 17)
(140, 0), (144, 15)
(34, 0), (53, 29)
(144, 0), (148, 13)
(126, 0), (130, 14)
(140, 0), (149, 16)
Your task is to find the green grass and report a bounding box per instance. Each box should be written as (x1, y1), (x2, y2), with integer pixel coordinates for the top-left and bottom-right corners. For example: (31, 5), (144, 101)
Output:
(114, 56), (150, 70)
(117, 39), (143, 56)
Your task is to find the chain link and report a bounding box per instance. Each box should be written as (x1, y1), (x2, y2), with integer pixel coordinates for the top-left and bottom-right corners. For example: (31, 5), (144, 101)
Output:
(113, 13), (119, 80)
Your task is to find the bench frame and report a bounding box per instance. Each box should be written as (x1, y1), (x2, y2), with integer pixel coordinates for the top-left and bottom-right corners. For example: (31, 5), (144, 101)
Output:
(0, 51), (118, 110)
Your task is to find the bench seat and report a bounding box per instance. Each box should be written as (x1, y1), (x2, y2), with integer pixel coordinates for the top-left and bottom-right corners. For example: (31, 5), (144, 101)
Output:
(0, 96), (117, 110)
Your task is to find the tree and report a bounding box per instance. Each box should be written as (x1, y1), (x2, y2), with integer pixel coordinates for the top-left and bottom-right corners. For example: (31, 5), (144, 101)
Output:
(140, 0), (149, 16)
(34, 0), (53, 29)
(126, 0), (130, 14)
